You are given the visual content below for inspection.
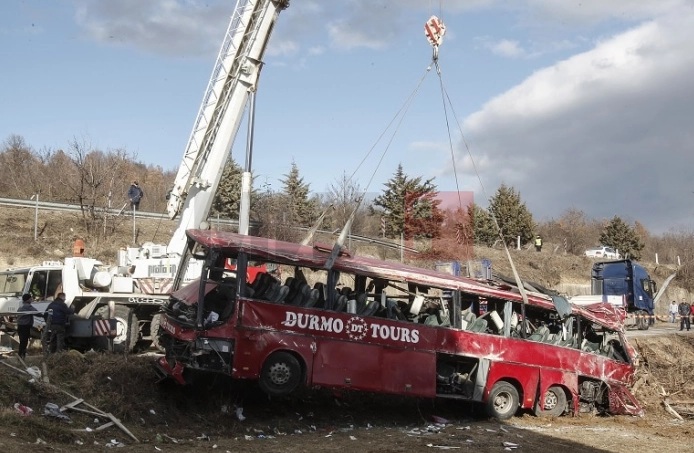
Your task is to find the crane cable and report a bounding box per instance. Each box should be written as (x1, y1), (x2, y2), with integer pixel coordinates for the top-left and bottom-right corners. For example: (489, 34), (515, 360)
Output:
(429, 14), (532, 332)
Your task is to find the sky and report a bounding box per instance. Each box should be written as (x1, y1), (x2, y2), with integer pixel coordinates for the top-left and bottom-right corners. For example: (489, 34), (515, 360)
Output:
(2, 0), (693, 235)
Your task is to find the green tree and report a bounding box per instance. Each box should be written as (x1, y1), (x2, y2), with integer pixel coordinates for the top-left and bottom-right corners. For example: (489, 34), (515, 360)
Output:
(599, 216), (644, 260)
(280, 161), (317, 227)
(488, 184), (534, 247)
(468, 203), (497, 247)
(211, 158), (255, 219)
(373, 164), (444, 239)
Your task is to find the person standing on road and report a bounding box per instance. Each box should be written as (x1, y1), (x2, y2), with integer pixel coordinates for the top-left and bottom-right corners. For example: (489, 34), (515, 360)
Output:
(16, 294), (38, 359)
(45, 292), (74, 354)
(127, 181), (144, 211)
(669, 300), (679, 323)
(678, 299), (691, 331)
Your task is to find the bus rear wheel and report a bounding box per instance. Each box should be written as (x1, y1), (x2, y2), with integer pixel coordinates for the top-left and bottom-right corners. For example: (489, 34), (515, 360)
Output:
(259, 351), (302, 397)
(534, 385), (567, 417)
(486, 381), (519, 420)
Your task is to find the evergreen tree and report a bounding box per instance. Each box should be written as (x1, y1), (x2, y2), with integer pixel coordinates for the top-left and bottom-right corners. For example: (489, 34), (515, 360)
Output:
(373, 164), (444, 239)
(488, 184), (534, 247)
(280, 161), (317, 227)
(468, 203), (497, 247)
(599, 216), (644, 260)
(211, 158), (248, 219)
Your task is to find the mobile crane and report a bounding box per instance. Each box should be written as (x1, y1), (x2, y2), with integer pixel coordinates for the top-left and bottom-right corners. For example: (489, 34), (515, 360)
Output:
(0, 0), (290, 352)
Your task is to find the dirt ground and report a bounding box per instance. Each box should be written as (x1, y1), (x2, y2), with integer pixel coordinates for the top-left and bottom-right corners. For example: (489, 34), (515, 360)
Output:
(0, 332), (692, 453)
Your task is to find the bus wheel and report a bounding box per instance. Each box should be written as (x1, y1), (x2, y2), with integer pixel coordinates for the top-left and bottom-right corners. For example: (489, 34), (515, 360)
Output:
(534, 385), (567, 417)
(259, 351), (302, 397)
(486, 381), (519, 420)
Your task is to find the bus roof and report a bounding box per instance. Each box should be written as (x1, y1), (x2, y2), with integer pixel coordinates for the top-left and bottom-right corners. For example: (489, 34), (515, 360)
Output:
(186, 229), (625, 330)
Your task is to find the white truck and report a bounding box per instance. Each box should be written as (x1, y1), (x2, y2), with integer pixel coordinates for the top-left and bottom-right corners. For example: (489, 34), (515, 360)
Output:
(0, 0), (290, 352)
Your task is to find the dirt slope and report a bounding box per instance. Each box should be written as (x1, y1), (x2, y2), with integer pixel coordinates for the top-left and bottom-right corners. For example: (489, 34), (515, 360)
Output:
(0, 333), (692, 452)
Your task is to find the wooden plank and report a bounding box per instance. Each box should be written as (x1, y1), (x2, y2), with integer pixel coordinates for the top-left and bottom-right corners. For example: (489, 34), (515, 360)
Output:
(106, 413), (139, 443)
(63, 405), (105, 418)
(61, 398), (84, 411)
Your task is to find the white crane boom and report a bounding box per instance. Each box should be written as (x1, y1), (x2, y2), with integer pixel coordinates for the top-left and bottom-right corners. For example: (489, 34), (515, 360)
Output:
(166, 0), (289, 256)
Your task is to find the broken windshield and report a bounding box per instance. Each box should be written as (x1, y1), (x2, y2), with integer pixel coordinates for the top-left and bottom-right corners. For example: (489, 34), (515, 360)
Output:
(0, 271), (28, 296)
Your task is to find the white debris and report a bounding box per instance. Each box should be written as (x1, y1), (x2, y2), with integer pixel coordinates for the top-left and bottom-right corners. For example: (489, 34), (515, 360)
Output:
(350, 436), (357, 440)
(26, 366), (42, 379)
(235, 405), (246, 421)
(425, 444), (460, 449)
(105, 439), (124, 448)
(503, 441), (520, 450)
(149, 409), (156, 415)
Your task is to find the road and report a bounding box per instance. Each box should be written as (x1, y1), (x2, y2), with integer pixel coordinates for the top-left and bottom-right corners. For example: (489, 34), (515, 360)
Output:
(626, 320), (693, 337)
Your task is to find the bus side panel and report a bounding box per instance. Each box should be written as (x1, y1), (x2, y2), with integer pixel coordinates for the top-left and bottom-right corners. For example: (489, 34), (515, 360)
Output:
(538, 369), (578, 413)
(380, 347), (436, 397)
(486, 362), (539, 410)
(312, 341), (436, 397)
(232, 329), (316, 381)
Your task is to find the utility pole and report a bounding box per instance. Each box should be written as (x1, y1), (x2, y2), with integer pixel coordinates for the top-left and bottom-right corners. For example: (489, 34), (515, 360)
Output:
(30, 193), (39, 241)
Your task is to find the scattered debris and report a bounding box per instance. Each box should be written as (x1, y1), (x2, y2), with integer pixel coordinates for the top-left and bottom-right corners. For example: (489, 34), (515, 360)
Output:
(44, 402), (71, 422)
(431, 415), (449, 424)
(234, 405), (246, 421)
(426, 444), (460, 449)
(13, 402), (33, 416)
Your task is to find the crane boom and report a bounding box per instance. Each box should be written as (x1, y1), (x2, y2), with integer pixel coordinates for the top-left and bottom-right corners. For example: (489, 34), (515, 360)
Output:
(166, 0), (289, 256)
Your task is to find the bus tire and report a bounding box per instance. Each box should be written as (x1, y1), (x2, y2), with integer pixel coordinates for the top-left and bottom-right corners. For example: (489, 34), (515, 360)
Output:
(486, 381), (519, 420)
(259, 351), (302, 397)
(534, 385), (567, 417)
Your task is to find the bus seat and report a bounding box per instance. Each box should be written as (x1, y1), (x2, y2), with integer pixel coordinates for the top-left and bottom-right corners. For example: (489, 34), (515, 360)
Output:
(289, 282), (309, 305)
(272, 285), (289, 303)
(360, 299), (381, 317)
(355, 293), (367, 313)
(528, 325), (550, 342)
(302, 288), (320, 308)
(386, 299), (407, 321)
(467, 318), (488, 332)
(581, 339), (601, 353)
(462, 310), (476, 324)
(409, 295), (425, 316)
(334, 295), (348, 312)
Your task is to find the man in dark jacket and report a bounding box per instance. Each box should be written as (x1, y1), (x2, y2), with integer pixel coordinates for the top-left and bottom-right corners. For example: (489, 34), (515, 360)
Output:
(678, 299), (691, 331)
(16, 293), (38, 359)
(127, 181), (144, 210)
(45, 292), (74, 354)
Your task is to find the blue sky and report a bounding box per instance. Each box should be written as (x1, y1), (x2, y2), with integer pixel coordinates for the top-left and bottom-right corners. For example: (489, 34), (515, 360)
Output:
(2, 0), (693, 234)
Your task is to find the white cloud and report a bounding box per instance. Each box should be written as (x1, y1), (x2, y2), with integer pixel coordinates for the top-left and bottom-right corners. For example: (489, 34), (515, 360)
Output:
(489, 39), (526, 58)
(454, 11), (694, 233)
(74, 0), (230, 56)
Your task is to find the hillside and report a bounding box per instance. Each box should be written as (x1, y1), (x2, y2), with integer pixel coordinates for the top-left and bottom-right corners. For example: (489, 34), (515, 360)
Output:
(1, 335), (694, 451)
(0, 204), (686, 317)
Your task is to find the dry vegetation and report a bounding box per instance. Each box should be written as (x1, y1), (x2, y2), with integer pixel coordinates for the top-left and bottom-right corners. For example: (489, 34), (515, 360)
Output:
(0, 335), (693, 452)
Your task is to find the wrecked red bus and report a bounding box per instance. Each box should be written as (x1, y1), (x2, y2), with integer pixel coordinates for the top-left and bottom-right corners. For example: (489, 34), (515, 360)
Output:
(156, 230), (643, 420)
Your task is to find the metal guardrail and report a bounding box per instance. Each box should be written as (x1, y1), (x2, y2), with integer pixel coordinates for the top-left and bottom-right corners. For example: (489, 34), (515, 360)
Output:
(0, 197), (416, 253)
